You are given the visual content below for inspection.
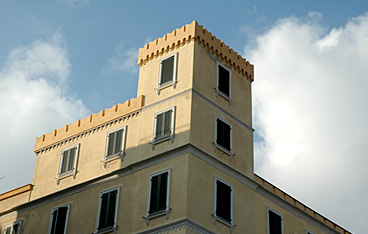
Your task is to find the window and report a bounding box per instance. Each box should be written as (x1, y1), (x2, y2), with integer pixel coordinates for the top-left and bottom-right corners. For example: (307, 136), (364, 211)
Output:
(3, 220), (22, 234)
(103, 126), (126, 167)
(150, 107), (175, 149)
(214, 116), (233, 156)
(156, 53), (178, 94)
(306, 230), (315, 234)
(214, 177), (233, 225)
(268, 208), (283, 234)
(96, 187), (120, 233)
(48, 204), (70, 234)
(57, 144), (79, 184)
(145, 169), (171, 224)
(216, 61), (231, 99)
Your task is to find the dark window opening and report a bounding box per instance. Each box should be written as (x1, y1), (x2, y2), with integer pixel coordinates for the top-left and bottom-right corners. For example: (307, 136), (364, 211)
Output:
(216, 180), (232, 222)
(216, 118), (231, 151)
(218, 64), (230, 97)
(149, 172), (168, 214)
(269, 210), (282, 234)
(50, 206), (68, 234)
(98, 190), (118, 231)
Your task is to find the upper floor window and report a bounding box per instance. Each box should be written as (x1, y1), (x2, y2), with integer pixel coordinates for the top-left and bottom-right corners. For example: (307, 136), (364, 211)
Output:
(306, 230), (315, 234)
(49, 204), (70, 234)
(103, 126), (127, 167)
(96, 187), (120, 233)
(3, 220), (22, 234)
(156, 53), (178, 94)
(214, 177), (233, 225)
(145, 169), (171, 224)
(214, 116), (233, 158)
(57, 144), (79, 184)
(150, 107), (176, 149)
(216, 61), (231, 101)
(268, 208), (283, 234)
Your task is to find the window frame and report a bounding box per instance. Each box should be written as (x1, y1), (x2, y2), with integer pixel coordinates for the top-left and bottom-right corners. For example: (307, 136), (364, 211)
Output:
(306, 230), (315, 234)
(213, 177), (234, 229)
(48, 203), (71, 234)
(95, 186), (121, 234)
(267, 207), (284, 234)
(144, 168), (171, 225)
(103, 126), (127, 167)
(156, 53), (178, 95)
(57, 144), (80, 184)
(214, 116), (233, 159)
(3, 220), (22, 234)
(150, 106), (176, 149)
(216, 61), (232, 102)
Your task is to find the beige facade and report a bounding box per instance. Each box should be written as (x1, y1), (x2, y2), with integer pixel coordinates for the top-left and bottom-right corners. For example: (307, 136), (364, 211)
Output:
(0, 21), (350, 234)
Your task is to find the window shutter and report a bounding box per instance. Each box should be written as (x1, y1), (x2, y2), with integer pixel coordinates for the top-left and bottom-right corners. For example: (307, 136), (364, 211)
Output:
(164, 111), (172, 137)
(160, 56), (174, 84)
(98, 193), (109, 230)
(55, 206), (68, 234)
(155, 114), (163, 139)
(115, 129), (123, 154)
(61, 151), (68, 174)
(68, 148), (76, 171)
(107, 132), (115, 156)
(149, 176), (159, 213)
(158, 172), (168, 211)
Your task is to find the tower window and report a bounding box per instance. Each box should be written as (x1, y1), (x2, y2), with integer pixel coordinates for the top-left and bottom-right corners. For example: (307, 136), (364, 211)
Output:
(103, 126), (127, 167)
(268, 208), (283, 234)
(3, 220), (22, 234)
(157, 53), (178, 94)
(57, 144), (80, 184)
(150, 107), (176, 149)
(214, 177), (233, 224)
(96, 187), (120, 232)
(49, 204), (70, 234)
(215, 116), (232, 155)
(216, 62), (231, 99)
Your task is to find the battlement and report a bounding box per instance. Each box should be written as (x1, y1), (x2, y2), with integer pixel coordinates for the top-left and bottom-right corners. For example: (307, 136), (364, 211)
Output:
(34, 95), (144, 153)
(138, 20), (254, 82)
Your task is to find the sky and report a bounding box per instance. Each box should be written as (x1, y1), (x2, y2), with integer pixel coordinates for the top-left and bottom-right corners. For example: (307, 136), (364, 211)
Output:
(0, 0), (367, 233)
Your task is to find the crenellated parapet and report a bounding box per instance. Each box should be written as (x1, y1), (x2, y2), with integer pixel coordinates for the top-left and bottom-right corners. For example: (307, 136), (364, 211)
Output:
(137, 20), (254, 82)
(34, 95), (144, 153)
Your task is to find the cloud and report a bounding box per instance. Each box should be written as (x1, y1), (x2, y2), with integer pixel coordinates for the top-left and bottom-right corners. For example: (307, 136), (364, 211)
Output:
(246, 12), (368, 233)
(0, 32), (89, 193)
(102, 41), (138, 75)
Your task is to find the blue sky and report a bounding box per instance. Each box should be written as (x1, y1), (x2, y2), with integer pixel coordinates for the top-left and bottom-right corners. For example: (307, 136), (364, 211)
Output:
(1, 1), (367, 233)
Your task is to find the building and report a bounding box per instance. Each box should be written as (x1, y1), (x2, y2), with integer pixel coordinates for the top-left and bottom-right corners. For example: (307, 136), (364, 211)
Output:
(0, 21), (351, 234)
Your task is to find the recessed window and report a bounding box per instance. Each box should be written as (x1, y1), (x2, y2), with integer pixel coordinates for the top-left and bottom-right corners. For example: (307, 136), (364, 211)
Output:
(268, 208), (283, 234)
(3, 220), (22, 234)
(96, 187), (120, 233)
(214, 177), (233, 225)
(156, 53), (178, 94)
(103, 126), (126, 167)
(49, 204), (70, 234)
(150, 107), (175, 149)
(216, 61), (231, 99)
(214, 116), (232, 156)
(145, 169), (171, 224)
(57, 144), (79, 184)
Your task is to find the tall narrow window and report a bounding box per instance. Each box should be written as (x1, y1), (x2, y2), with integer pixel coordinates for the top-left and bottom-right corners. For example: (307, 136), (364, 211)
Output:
(214, 178), (233, 224)
(216, 62), (231, 99)
(57, 144), (79, 183)
(268, 208), (283, 234)
(3, 220), (22, 234)
(150, 107), (176, 149)
(145, 169), (171, 224)
(215, 116), (232, 155)
(157, 53), (178, 94)
(96, 187), (120, 232)
(49, 204), (70, 234)
(104, 126), (126, 166)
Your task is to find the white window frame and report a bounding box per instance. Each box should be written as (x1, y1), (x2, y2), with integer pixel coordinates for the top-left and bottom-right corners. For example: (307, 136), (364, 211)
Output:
(216, 61), (232, 103)
(103, 126), (127, 167)
(214, 116), (234, 159)
(267, 207), (284, 234)
(3, 220), (22, 234)
(150, 106), (176, 149)
(213, 177), (234, 232)
(48, 203), (71, 234)
(156, 53), (178, 95)
(144, 168), (171, 225)
(57, 144), (80, 184)
(95, 186), (120, 234)
(306, 230), (315, 234)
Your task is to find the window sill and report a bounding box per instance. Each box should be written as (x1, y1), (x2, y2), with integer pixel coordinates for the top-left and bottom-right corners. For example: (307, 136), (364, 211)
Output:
(102, 152), (124, 168)
(155, 81), (177, 95)
(94, 226), (118, 234)
(149, 134), (174, 150)
(213, 143), (234, 161)
(215, 88), (232, 106)
(56, 171), (76, 185)
(212, 215), (235, 233)
(144, 209), (170, 225)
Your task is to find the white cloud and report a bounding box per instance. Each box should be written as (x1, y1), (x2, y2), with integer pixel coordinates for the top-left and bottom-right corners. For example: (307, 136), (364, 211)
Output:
(246, 12), (368, 233)
(0, 32), (89, 193)
(103, 41), (138, 75)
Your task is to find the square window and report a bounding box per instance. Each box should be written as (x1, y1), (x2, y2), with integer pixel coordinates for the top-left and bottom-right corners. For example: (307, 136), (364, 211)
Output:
(57, 144), (79, 182)
(268, 208), (283, 234)
(216, 62), (231, 99)
(150, 107), (176, 149)
(3, 220), (22, 234)
(214, 178), (233, 224)
(157, 53), (178, 94)
(96, 187), (120, 232)
(215, 116), (232, 155)
(49, 204), (70, 234)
